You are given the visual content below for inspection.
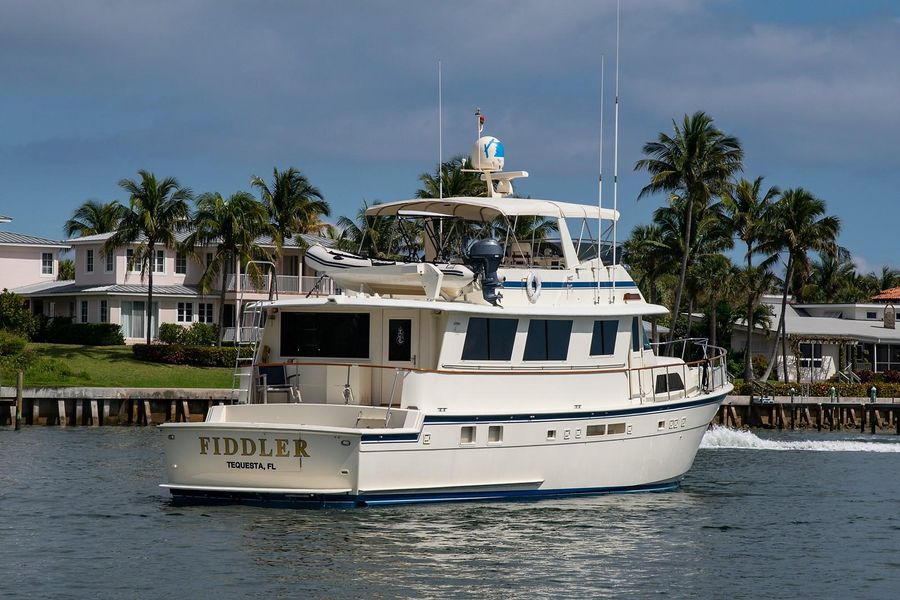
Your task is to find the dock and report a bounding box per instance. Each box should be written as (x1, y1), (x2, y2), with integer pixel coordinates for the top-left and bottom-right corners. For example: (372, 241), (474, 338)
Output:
(0, 386), (234, 427)
(719, 396), (900, 434)
(3, 388), (898, 433)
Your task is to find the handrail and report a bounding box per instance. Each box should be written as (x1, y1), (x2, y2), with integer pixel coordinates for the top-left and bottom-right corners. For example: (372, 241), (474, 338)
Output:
(253, 347), (729, 378)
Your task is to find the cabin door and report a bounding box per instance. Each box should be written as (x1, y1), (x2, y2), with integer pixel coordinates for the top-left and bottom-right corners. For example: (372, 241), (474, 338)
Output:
(381, 310), (419, 406)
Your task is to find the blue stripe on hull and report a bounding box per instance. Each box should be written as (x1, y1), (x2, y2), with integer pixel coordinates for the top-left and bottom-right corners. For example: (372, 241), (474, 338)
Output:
(168, 480), (681, 509)
(502, 280), (637, 289)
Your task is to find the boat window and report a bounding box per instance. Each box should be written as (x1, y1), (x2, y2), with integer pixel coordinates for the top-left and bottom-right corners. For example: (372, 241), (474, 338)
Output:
(655, 373), (685, 394)
(461, 317), (518, 361)
(280, 312), (370, 359)
(631, 317), (643, 352)
(590, 320), (618, 356)
(523, 319), (572, 361)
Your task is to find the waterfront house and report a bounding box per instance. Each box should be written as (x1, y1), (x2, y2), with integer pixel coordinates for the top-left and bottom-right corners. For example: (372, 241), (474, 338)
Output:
(0, 230), (70, 292)
(17, 232), (333, 343)
(732, 295), (900, 382)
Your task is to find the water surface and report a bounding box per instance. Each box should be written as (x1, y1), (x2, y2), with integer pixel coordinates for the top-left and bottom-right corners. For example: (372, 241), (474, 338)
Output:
(1, 426), (897, 599)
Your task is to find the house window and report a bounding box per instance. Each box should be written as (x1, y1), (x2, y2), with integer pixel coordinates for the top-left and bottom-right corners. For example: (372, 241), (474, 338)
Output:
(799, 342), (823, 368)
(86, 249), (94, 273)
(590, 320), (618, 356)
(126, 249), (139, 272)
(177, 302), (193, 323)
(80, 301), (88, 323)
(461, 317), (518, 361)
(176, 252), (187, 274)
(154, 250), (165, 273)
(100, 300), (108, 323)
(198, 303), (214, 323)
(280, 312), (370, 358)
(867, 312), (877, 320)
(105, 252), (114, 272)
(523, 319), (572, 361)
(41, 252), (53, 275)
(121, 301), (159, 339)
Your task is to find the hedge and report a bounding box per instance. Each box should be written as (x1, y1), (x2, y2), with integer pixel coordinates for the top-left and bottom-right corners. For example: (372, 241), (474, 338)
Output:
(0, 330), (27, 356)
(737, 381), (900, 399)
(133, 343), (254, 367)
(40, 320), (125, 346)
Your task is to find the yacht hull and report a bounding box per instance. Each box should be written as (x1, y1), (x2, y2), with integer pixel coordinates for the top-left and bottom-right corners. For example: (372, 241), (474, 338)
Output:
(161, 392), (725, 507)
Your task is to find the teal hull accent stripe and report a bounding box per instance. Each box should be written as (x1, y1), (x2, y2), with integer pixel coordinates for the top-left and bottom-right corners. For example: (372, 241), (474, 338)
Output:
(502, 280), (637, 289)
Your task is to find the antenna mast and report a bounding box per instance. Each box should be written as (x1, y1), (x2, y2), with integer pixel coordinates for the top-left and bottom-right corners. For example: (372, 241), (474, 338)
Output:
(438, 60), (443, 201)
(610, 0), (620, 303)
(596, 55), (605, 305)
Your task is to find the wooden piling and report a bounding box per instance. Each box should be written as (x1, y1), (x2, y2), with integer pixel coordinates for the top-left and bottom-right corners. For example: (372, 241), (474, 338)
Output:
(181, 400), (191, 423)
(14, 371), (23, 430)
(90, 400), (99, 426)
(144, 400), (153, 425)
(57, 399), (67, 426)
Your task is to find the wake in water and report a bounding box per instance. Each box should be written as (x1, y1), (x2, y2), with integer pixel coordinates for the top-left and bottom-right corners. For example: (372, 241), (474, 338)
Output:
(700, 425), (900, 453)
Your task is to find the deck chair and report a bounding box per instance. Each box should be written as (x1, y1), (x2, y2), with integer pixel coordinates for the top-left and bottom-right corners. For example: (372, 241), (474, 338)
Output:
(256, 365), (302, 403)
(509, 242), (532, 266)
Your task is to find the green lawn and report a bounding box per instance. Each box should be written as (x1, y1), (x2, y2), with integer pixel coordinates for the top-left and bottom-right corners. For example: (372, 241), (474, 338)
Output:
(1, 343), (232, 388)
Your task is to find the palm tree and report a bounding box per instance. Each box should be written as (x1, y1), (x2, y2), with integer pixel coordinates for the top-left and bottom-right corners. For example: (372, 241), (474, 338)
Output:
(104, 170), (193, 345)
(184, 191), (270, 344)
(57, 259), (75, 281)
(64, 199), (126, 238)
(622, 223), (678, 343)
(335, 201), (394, 257)
(250, 167), (329, 257)
(760, 188), (840, 381)
(635, 112), (743, 348)
(416, 156), (486, 199)
(722, 176), (780, 381)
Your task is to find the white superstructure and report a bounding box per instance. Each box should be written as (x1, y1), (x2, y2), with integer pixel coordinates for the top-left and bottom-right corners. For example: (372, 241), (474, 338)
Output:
(160, 130), (731, 507)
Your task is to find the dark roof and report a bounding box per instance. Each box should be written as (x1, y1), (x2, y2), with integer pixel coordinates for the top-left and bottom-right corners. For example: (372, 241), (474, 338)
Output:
(0, 231), (69, 247)
(16, 282), (209, 298)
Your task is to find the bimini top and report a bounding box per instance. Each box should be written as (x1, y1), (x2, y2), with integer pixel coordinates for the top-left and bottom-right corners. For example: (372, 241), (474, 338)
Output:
(366, 197), (620, 223)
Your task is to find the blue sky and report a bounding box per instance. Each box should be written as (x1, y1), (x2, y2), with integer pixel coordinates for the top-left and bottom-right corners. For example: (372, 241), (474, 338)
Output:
(1, 0), (898, 272)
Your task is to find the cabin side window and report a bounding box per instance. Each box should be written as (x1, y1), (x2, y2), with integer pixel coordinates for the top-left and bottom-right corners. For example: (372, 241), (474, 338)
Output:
(524, 319), (573, 361)
(631, 317), (644, 352)
(280, 312), (370, 359)
(461, 317), (518, 361)
(590, 320), (618, 356)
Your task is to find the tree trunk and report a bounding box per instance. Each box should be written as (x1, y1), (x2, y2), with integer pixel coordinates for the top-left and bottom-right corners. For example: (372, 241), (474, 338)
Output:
(146, 242), (154, 345)
(780, 259), (794, 383)
(760, 256), (792, 382)
(744, 297), (754, 381)
(217, 269), (227, 348)
(708, 299), (717, 350)
(667, 199), (694, 354)
(743, 250), (754, 382)
(686, 297), (695, 343)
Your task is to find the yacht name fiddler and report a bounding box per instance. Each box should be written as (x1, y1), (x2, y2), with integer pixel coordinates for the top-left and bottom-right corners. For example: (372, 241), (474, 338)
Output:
(198, 436), (310, 458)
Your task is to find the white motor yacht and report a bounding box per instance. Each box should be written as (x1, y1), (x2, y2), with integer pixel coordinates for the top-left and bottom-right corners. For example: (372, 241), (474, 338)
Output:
(159, 130), (732, 507)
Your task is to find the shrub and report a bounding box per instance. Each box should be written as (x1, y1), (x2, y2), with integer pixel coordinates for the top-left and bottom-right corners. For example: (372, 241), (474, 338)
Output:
(40, 319), (125, 345)
(159, 323), (185, 345)
(737, 380), (900, 399)
(751, 354), (768, 379)
(133, 343), (253, 367)
(856, 369), (874, 383)
(882, 370), (900, 384)
(0, 289), (38, 339)
(0, 330), (27, 356)
(182, 323), (218, 346)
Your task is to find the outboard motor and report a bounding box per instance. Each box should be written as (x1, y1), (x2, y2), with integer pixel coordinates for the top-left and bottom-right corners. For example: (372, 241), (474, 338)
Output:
(467, 239), (504, 306)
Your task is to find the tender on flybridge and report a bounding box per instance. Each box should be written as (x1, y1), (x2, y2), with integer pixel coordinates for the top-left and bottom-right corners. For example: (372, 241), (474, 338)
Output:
(160, 121), (731, 507)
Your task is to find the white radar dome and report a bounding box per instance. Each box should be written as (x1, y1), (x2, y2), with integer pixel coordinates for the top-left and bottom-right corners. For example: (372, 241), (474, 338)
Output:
(470, 136), (505, 171)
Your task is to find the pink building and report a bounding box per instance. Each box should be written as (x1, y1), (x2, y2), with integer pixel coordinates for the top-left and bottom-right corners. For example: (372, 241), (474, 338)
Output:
(18, 232), (332, 343)
(0, 231), (69, 291)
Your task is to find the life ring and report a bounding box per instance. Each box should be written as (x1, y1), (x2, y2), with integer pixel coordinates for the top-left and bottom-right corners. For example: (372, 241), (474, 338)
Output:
(526, 271), (542, 303)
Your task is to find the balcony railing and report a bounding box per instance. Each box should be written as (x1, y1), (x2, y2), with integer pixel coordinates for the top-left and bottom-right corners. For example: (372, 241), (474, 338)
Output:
(222, 274), (334, 296)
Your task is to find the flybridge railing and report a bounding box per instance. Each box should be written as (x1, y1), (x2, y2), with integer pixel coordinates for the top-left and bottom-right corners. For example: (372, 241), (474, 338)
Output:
(241, 346), (731, 406)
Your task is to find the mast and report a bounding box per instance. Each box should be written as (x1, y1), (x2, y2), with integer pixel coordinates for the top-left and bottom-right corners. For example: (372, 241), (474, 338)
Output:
(438, 60), (443, 201)
(610, 0), (620, 303)
(597, 55), (605, 305)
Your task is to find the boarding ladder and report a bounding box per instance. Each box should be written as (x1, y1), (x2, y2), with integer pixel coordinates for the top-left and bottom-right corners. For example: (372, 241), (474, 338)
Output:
(230, 261), (278, 404)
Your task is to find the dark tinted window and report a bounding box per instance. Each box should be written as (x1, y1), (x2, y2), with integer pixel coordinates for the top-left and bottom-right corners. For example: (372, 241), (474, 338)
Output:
(388, 319), (412, 362)
(281, 312), (370, 358)
(462, 317), (518, 361)
(632, 317), (642, 352)
(590, 320), (618, 356)
(524, 319), (572, 361)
